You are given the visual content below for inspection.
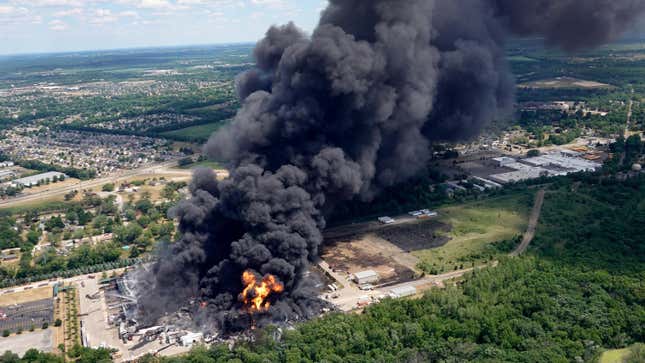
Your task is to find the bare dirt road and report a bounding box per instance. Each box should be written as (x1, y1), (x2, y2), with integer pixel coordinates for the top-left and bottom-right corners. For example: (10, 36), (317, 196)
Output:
(511, 189), (546, 256)
(619, 89), (635, 166)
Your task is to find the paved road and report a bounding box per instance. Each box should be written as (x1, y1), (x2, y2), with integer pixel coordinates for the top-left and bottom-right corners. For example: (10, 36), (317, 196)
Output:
(376, 262), (497, 294)
(0, 160), (181, 208)
(511, 189), (546, 256)
(0, 267), (132, 296)
(0, 328), (53, 357)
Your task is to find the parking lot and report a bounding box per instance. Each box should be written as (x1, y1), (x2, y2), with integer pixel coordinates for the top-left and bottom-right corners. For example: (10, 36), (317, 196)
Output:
(0, 328), (53, 357)
(0, 298), (53, 333)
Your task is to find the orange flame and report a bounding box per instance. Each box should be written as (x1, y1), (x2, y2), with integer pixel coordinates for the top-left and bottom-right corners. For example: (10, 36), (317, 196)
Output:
(240, 270), (284, 312)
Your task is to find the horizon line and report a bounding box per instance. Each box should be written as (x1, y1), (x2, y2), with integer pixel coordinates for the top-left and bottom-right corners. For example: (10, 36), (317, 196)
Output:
(0, 41), (258, 58)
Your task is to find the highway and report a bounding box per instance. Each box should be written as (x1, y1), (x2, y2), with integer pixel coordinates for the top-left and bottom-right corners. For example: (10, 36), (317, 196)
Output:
(0, 160), (181, 208)
(0, 267), (130, 294)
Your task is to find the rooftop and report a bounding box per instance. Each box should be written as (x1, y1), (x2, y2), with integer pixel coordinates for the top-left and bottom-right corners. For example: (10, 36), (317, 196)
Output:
(11, 171), (67, 186)
(390, 285), (417, 295)
(354, 270), (379, 279)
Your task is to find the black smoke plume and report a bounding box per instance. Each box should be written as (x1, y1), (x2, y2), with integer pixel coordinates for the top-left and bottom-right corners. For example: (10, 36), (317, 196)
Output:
(136, 0), (645, 332)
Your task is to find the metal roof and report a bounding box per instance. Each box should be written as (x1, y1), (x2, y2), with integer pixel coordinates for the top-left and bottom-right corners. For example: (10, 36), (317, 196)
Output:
(390, 285), (417, 296)
(354, 270), (379, 279)
(11, 171), (66, 186)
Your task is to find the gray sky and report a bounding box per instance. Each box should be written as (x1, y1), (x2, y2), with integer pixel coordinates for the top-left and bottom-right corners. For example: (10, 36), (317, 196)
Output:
(0, 0), (325, 55)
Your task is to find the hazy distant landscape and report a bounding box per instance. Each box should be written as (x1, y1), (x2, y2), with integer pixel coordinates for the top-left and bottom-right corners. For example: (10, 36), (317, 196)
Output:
(0, 34), (643, 363)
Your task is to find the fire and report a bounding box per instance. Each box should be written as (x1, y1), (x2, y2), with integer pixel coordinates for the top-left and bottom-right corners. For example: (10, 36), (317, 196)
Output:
(240, 270), (284, 312)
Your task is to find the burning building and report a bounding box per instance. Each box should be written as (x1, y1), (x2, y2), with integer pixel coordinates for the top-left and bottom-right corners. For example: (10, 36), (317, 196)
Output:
(240, 271), (285, 313)
(135, 0), (645, 334)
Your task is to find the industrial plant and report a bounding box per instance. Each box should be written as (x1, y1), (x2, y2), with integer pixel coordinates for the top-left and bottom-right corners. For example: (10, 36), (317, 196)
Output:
(488, 150), (602, 184)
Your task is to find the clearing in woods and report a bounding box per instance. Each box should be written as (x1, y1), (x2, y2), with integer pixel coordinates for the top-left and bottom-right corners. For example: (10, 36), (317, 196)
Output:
(599, 347), (631, 363)
(413, 192), (533, 272)
(518, 76), (613, 89)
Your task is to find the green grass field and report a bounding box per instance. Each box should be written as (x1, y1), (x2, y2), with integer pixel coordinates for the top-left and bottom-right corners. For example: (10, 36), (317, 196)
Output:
(0, 198), (73, 215)
(160, 120), (228, 142)
(186, 103), (230, 114)
(414, 192), (533, 273)
(600, 348), (630, 363)
(599, 344), (645, 363)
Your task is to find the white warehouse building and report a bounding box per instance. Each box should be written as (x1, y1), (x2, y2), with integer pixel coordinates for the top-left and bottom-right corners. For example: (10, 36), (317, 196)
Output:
(10, 171), (67, 187)
(353, 270), (379, 285)
(493, 157), (517, 167)
(389, 285), (417, 298)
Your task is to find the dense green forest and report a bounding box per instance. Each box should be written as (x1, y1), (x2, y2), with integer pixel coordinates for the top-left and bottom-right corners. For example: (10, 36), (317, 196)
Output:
(0, 346), (112, 363)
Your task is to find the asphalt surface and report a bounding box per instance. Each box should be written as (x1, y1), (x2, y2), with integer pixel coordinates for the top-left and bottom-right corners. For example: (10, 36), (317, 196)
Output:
(0, 328), (53, 356)
(0, 160), (180, 208)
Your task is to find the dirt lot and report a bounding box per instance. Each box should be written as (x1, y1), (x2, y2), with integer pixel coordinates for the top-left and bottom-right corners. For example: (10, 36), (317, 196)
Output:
(0, 286), (52, 305)
(322, 233), (421, 286)
(375, 219), (451, 252)
(518, 77), (613, 89)
(458, 160), (515, 179)
(0, 328), (53, 356)
(23, 178), (81, 195)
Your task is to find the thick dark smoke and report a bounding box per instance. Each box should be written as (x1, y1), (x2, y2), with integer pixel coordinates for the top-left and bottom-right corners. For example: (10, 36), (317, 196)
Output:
(136, 0), (645, 332)
(491, 0), (645, 51)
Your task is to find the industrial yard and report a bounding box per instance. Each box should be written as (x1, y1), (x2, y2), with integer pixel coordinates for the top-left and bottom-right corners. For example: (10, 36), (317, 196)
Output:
(318, 190), (534, 311)
(77, 273), (196, 361)
(0, 286), (56, 356)
(0, 190), (535, 361)
(0, 269), (203, 362)
(0, 135), (617, 360)
(0, 136), (635, 360)
(321, 232), (420, 286)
